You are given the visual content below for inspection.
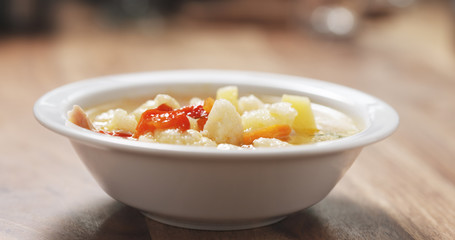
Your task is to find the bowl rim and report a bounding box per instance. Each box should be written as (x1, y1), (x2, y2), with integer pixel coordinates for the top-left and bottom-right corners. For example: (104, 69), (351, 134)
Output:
(33, 69), (399, 159)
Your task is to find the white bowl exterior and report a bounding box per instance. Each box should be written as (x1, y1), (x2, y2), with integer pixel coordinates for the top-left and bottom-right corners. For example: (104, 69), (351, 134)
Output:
(71, 140), (361, 225)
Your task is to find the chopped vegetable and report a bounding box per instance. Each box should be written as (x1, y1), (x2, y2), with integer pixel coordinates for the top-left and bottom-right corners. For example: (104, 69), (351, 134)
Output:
(282, 94), (318, 134)
(241, 102), (297, 132)
(68, 85), (359, 149)
(203, 99), (243, 145)
(216, 86), (238, 109)
(203, 97), (215, 113)
(134, 104), (208, 138)
(243, 124), (292, 145)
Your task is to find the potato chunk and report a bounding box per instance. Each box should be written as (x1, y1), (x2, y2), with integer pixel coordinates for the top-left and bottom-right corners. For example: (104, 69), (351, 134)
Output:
(203, 99), (243, 145)
(216, 86), (238, 110)
(282, 94), (317, 133)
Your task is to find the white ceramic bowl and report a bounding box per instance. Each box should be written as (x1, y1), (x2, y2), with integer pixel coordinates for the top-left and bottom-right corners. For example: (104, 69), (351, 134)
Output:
(34, 70), (398, 230)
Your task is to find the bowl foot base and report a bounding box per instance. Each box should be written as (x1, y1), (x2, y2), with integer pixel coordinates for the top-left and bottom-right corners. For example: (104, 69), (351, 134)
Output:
(141, 211), (286, 231)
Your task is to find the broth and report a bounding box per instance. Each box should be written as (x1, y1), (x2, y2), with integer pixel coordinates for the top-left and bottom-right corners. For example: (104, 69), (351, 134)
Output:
(82, 91), (359, 148)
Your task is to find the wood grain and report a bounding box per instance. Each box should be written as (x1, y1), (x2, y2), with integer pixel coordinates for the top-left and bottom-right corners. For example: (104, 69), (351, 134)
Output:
(1, 1), (454, 239)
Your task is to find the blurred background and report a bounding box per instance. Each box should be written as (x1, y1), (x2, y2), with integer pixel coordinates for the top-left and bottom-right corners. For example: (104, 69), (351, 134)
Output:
(1, 0), (454, 109)
(0, 0), (454, 98)
(0, 0), (449, 37)
(0, 0), (424, 36)
(0, 0), (453, 107)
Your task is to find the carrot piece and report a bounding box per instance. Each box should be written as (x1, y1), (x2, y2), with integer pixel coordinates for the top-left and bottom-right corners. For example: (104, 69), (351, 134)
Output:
(203, 97), (215, 113)
(197, 118), (208, 130)
(243, 124), (292, 145)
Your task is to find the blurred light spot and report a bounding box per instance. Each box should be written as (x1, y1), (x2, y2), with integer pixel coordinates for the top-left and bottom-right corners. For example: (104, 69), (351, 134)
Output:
(311, 6), (357, 37)
(326, 7), (355, 35)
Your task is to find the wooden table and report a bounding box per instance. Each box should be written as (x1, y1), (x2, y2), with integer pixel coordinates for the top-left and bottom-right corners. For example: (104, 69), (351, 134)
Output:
(1, 1), (454, 239)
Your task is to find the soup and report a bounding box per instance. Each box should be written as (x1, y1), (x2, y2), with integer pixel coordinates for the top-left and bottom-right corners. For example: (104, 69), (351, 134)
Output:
(67, 86), (359, 149)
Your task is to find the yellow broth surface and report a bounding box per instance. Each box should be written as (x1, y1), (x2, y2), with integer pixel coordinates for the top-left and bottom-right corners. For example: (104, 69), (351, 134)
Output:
(84, 93), (360, 147)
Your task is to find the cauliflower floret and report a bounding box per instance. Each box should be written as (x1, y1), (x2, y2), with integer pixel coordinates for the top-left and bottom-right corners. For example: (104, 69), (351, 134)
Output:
(189, 97), (203, 106)
(94, 109), (137, 132)
(242, 102), (297, 131)
(238, 95), (264, 114)
(132, 100), (156, 121)
(252, 137), (291, 148)
(267, 102), (298, 125)
(154, 94), (180, 109)
(138, 129), (216, 146)
(203, 99), (243, 145)
(132, 94), (181, 121)
(241, 108), (272, 131)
